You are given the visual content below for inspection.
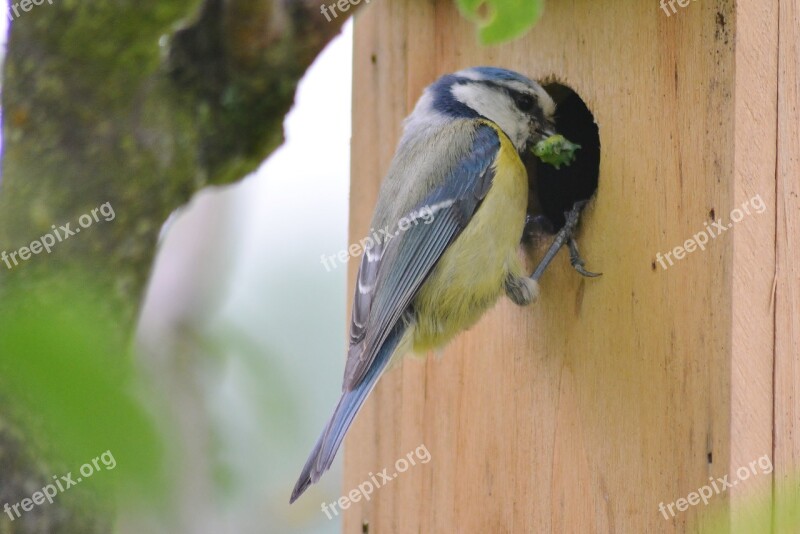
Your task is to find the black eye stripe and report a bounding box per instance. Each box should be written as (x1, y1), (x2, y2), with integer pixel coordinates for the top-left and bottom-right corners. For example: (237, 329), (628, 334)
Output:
(476, 81), (536, 105)
(458, 79), (543, 117)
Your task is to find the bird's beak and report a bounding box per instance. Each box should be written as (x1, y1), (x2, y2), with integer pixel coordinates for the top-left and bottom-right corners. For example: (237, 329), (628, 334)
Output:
(530, 122), (557, 144)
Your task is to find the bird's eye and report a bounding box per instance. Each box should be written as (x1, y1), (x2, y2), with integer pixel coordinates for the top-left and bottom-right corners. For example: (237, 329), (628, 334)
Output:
(514, 94), (536, 112)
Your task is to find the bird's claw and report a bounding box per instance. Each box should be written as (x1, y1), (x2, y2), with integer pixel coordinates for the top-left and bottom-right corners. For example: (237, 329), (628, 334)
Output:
(530, 200), (599, 282)
(568, 238), (602, 278)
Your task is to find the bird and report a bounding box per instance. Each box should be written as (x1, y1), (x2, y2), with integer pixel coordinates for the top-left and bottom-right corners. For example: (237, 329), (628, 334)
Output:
(290, 66), (589, 503)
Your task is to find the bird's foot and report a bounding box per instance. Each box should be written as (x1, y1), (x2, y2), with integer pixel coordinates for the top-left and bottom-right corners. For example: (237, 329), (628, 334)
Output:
(568, 238), (601, 278)
(530, 200), (600, 281)
(505, 275), (540, 306)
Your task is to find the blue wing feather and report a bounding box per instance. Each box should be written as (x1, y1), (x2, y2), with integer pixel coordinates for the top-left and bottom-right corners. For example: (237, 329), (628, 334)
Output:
(290, 321), (406, 503)
(345, 122), (501, 389)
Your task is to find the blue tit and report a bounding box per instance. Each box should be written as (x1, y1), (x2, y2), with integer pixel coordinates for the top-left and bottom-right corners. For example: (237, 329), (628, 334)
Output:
(291, 66), (565, 503)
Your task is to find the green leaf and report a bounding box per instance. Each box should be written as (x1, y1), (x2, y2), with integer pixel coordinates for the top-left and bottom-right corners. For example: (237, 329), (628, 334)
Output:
(0, 273), (166, 502)
(456, 0), (545, 45)
(700, 477), (800, 533)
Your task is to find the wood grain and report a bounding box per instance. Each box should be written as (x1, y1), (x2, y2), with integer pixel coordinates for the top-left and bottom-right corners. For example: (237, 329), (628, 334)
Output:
(343, 0), (796, 531)
(773, 0), (800, 529)
(729, 0), (778, 532)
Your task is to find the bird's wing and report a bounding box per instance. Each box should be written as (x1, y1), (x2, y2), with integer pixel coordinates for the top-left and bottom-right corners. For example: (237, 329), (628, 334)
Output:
(291, 121), (508, 502)
(343, 122), (503, 390)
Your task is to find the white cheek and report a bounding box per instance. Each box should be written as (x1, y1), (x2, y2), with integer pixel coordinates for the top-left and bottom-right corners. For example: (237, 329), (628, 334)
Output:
(451, 84), (527, 149)
(532, 85), (556, 118)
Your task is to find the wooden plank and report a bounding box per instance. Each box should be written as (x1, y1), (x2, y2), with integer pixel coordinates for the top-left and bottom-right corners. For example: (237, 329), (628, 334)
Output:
(729, 0), (779, 532)
(773, 0), (800, 528)
(343, 0), (788, 531)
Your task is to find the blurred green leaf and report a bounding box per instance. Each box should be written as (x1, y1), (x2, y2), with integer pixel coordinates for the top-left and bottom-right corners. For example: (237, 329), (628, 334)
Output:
(700, 478), (800, 533)
(456, 0), (545, 45)
(0, 273), (165, 502)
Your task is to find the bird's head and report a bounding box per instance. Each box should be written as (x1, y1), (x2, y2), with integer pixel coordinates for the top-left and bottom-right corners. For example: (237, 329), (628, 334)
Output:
(416, 66), (557, 153)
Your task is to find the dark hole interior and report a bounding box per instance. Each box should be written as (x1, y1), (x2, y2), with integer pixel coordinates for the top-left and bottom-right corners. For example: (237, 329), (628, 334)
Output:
(529, 83), (600, 230)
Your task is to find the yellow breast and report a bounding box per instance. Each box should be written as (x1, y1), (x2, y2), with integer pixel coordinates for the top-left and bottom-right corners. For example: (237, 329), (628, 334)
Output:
(411, 124), (528, 351)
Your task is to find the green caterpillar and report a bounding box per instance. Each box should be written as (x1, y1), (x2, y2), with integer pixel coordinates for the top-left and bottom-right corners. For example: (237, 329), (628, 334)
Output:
(532, 134), (581, 170)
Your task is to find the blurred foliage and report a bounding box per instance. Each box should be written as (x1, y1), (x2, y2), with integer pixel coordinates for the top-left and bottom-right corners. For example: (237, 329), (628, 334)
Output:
(0, 272), (166, 504)
(198, 323), (303, 499)
(701, 481), (800, 533)
(456, 0), (545, 44)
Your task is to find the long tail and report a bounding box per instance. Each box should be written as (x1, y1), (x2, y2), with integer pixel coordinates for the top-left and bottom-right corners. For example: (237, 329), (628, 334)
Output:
(290, 324), (406, 503)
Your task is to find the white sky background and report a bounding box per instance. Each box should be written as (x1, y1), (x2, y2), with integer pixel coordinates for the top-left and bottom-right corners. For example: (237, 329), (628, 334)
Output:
(144, 17), (353, 534)
(202, 21), (353, 532)
(216, 23), (352, 531)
